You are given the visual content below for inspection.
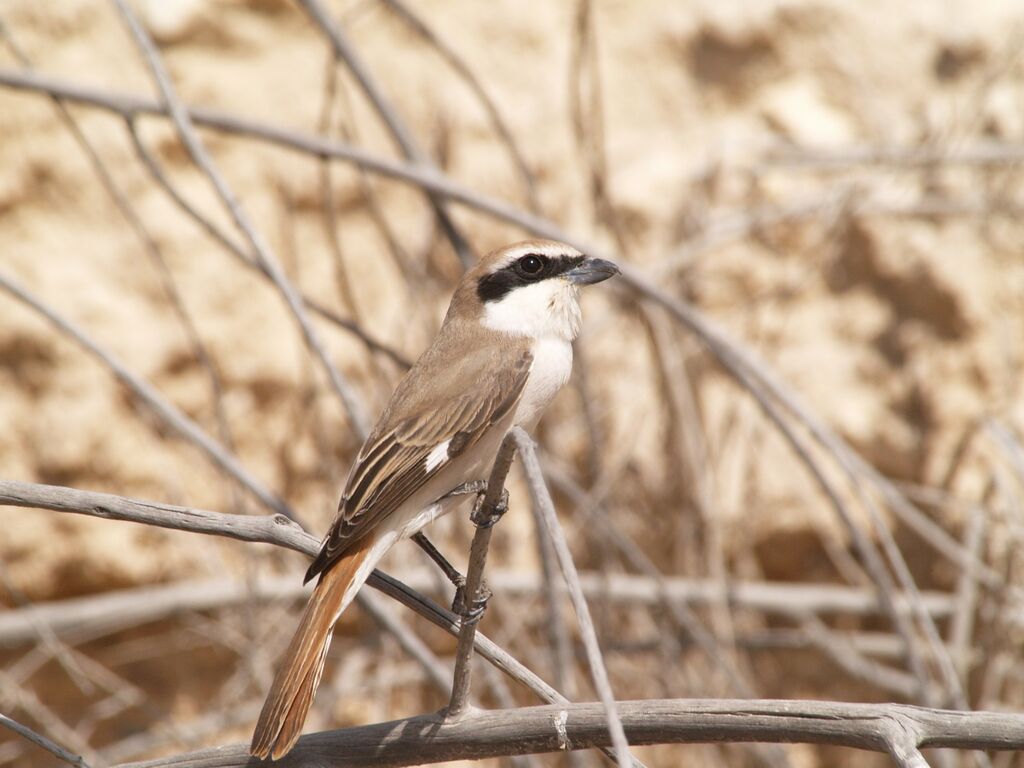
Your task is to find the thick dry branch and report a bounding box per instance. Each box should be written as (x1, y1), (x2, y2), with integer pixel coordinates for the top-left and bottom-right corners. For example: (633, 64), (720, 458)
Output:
(0, 480), (314, 556)
(0, 68), (557, 238)
(113, 699), (1024, 768)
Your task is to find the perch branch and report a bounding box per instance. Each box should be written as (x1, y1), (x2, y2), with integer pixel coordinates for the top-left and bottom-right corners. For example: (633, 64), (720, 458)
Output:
(447, 433), (518, 718)
(112, 699), (1024, 768)
(0, 480), (581, 718)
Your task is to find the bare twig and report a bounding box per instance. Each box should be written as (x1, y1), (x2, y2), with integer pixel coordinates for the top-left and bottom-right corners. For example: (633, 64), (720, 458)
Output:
(0, 29), (243, 518)
(950, 504), (986, 680)
(112, 0), (371, 438)
(378, 0), (540, 212)
(0, 712), (91, 768)
(0, 68), (555, 236)
(298, 0), (473, 267)
(123, 118), (411, 370)
(528, 475), (579, 700)
(0, 271), (294, 520)
(358, 590), (452, 697)
(512, 428), (632, 768)
(763, 141), (1024, 169)
(799, 614), (922, 699)
(0, 479), (579, 717)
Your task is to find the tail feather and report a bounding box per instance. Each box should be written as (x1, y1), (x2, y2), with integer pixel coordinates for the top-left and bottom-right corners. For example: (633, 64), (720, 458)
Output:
(251, 537), (374, 761)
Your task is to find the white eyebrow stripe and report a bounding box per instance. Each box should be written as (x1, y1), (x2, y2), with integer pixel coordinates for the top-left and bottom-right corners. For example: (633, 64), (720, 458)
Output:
(424, 439), (451, 472)
(496, 243), (583, 268)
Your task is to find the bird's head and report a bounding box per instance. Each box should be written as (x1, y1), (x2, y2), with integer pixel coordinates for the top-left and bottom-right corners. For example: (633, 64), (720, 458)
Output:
(450, 240), (619, 341)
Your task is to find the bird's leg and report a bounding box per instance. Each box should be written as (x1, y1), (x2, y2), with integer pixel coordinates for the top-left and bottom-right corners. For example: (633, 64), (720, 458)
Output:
(412, 532), (466, 595)
(453, 487), (510, 620)
(440, 480), (487, 499)
(412, 480), (487, 596)
(470, 486), (509, 528)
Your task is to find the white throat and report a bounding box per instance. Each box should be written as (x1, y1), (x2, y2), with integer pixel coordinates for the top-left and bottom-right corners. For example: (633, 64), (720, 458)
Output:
(481, 279), (582, 341)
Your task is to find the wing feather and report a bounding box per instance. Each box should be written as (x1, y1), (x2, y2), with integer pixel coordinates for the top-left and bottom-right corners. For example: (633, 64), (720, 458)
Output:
(305, 344), (532, 582)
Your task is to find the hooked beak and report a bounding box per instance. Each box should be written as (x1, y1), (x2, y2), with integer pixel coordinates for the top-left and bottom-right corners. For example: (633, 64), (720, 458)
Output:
(565, 257), (620, 286)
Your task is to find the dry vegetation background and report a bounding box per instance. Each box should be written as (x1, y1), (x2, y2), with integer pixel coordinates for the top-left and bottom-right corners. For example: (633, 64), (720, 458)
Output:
(2, 0), (1024, 766)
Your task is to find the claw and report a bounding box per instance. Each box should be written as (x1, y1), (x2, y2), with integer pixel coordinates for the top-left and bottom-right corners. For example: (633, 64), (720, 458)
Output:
(470, 488), (508, 528)
(453, 584), (491, 624)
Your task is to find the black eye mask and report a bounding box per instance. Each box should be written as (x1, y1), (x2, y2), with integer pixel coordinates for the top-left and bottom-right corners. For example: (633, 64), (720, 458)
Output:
(477, 254), (585, 303)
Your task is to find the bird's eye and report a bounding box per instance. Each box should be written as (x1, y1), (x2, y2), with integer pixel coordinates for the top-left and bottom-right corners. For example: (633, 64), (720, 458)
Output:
(516, 255), (546, 278)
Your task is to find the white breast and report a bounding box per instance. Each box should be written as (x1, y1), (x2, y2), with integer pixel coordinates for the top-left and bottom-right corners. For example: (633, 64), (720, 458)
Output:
(515, 337), (573, 429)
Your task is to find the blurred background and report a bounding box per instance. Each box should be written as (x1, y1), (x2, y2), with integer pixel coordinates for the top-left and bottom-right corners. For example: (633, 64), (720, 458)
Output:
(1, 0), (1024, 766)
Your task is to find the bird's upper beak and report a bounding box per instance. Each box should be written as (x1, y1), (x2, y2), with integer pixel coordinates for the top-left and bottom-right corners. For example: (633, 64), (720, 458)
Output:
(565, 257), (620, 286)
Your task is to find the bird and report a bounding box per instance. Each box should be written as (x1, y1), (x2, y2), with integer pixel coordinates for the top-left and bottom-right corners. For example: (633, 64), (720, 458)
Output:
(250, 239), (619, 760)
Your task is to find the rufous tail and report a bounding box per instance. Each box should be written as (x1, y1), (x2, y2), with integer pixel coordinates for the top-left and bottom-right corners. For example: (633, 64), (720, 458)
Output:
(250, 537), (374, 761)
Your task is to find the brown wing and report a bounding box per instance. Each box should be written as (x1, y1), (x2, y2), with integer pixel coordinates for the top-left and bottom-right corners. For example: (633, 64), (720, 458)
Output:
(304, 344), (532, 583)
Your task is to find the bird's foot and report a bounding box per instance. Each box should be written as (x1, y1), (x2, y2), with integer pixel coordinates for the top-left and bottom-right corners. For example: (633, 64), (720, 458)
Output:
(470, 487), (509, 529)
(452, 579), (492, 624)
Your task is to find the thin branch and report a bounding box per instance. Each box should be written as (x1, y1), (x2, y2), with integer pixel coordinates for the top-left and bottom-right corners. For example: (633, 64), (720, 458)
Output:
(123, 118), (411, 370)
(112, 699), (1024, 768)
(298, 0), (473, 267)
(512, 428), (632, 768)
(0, 566), (960, 650)
(377, 0), (540, 212)
(0, 712), (91, 768)
(0, 29), (244, 519)
(0, 479), (576, 717)
(358, 591), (452, 697)
(763, 141), (1024, 169)
(0, 68), (555, 238)
(111, 0), (371, 439)
(0, 271), (294, 520)
(0, 66), (1013, 296)
(447, 433), (518, 718)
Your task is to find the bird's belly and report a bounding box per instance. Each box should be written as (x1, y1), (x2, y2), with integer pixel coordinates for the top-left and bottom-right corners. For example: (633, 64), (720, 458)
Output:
(515, 336), (573, 429)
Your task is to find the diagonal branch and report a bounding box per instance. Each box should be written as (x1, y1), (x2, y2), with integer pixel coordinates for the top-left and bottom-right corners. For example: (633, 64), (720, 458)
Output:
(298, 0), (473, 267)
(511, 429), (632, 768)
(0, 271), (294, 521)
(0, 712), (91, 768)
(111, 0), (371, 439)
(0, 480), (576, 716)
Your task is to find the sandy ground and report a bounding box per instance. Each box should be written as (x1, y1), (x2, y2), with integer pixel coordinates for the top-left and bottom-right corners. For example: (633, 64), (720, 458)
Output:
(1, 1), (1024, 766)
